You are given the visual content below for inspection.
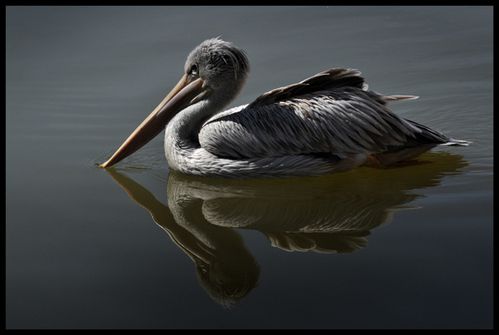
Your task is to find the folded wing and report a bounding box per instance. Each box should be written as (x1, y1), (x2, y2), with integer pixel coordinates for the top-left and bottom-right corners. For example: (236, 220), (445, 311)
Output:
(199, 68), (446, 160)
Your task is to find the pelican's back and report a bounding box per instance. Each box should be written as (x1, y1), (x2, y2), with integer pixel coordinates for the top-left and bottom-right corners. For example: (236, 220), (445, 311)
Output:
(199, 68), (465, 163)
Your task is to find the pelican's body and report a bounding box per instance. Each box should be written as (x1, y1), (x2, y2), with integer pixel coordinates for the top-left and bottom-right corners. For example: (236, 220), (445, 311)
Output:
(101, 38), (469, 177)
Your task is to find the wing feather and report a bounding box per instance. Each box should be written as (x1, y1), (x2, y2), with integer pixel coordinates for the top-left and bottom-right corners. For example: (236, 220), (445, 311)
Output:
(248, 68), (366, 107)
(199, 68), (447, 159)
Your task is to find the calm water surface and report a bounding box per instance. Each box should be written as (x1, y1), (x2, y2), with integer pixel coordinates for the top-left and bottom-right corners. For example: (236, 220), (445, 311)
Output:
(6, 6), (493, 329)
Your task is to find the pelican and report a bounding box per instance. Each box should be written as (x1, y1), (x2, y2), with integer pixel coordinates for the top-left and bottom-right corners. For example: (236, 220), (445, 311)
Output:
(100, 38), (469, 177)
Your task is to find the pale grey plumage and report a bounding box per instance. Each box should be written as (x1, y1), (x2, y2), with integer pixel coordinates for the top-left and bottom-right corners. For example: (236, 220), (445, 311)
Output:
(160, 38), (470, 178)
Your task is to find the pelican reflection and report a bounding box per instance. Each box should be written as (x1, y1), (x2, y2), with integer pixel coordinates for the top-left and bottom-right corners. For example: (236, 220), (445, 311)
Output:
(106, 151), (467, 306)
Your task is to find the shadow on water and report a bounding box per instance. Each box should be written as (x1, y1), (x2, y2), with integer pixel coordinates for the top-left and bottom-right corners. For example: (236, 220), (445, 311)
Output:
(105, 151), (467, 308)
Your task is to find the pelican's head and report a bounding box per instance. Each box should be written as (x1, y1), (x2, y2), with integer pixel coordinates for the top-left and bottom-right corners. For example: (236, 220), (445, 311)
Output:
(100, 38), (249, 168)
(185, 37), (249, 94)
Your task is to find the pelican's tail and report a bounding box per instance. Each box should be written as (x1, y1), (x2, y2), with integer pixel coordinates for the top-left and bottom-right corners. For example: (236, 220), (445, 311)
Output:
(405, 119), (471, 147)
(441, 138), (472, 146)
(382, 95), (419, 102)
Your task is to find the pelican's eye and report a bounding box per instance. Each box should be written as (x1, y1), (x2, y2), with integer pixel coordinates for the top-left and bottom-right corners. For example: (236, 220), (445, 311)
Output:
(189, 64), (198, 77)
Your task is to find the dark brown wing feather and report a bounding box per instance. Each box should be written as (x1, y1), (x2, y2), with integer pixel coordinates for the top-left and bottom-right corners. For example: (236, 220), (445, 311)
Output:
(247, 68), (367, 108)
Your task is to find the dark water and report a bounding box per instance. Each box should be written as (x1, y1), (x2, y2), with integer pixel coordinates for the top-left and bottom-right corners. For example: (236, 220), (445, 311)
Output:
(6, 6), (493, 329)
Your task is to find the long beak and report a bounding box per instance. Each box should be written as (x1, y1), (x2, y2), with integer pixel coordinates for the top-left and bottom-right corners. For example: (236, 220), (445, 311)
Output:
(100, 75), (204, 168)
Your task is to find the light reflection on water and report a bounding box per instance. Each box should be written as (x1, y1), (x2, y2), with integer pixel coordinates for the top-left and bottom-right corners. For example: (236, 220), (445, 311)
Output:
(106, 151), (467, 307)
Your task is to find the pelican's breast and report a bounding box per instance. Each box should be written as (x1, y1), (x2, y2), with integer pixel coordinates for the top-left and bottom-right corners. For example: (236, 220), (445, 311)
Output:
(198, 104), (262, 159)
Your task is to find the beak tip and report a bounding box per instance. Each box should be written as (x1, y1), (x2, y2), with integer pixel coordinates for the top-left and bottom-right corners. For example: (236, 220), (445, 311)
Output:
(99, 160), (111, 168)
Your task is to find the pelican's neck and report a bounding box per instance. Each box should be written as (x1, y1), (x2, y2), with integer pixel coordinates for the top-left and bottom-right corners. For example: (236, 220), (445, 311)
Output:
(165, 80), (245, 149)
(164, 78), (247, 172)
(169, 100), (209, 142)
(164, 97), (227, 163)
